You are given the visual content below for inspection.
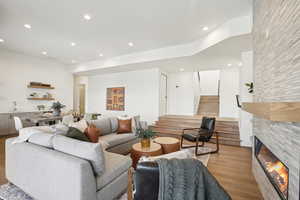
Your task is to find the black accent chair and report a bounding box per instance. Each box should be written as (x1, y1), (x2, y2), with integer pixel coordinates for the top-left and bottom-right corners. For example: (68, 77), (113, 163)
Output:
(180, 117), (219, 156)
(134, 162), (159, 200)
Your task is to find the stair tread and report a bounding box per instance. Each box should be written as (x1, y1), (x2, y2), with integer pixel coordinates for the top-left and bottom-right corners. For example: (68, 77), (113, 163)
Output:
(153, 115), (241, 146)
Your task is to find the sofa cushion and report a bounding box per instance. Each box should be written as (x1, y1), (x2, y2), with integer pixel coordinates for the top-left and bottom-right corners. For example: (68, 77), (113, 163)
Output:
(100, 133), (137, 148)
(53, 135), (105, 176)
(96, 152), (131, 190)
(69, 120), (88, 133)
(117, 119), (132, 134)
(66, 127), (90, 142)
(28, 132), (55, 148)
(110, 117), (118, 132)
(13, 126), (59, 144)
(85, 124), (100, 143)
(88, 118), (112, 135)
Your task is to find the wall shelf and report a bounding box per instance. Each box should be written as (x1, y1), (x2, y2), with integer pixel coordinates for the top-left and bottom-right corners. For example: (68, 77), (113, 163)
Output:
(242, 102), (300, 122)
(27, 97), (55, 101)
(27, 85), (55, 89)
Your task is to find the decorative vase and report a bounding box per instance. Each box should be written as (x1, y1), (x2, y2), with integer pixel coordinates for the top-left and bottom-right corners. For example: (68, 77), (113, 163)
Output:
(141, 138), (151, 148)
(53, 109), (61, 116)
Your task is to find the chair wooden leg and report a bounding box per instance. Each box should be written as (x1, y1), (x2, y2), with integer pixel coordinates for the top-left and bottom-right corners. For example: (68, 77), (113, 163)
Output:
(127, 168), (133, 200)
(180, 135), (184, 149)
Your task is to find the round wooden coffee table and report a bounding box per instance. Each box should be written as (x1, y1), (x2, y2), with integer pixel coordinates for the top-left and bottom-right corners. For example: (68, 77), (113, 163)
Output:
(131, 142), (163, 169)
(153, 137), (180, 154)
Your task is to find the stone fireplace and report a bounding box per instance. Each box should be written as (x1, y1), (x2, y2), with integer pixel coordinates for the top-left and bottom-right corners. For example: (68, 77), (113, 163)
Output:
(252, 120), (300, 200)
(254, 137), (289, 199)
(252, 0), (300, 199)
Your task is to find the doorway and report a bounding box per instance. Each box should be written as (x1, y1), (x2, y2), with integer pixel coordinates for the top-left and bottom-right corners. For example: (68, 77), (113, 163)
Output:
(79, 84), (86, 114)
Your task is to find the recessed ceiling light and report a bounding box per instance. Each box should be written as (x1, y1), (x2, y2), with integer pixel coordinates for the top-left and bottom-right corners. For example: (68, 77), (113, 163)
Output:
(227, 63), (232, 67)
(42, 51), (47, 55)
(99, 53), (103, 57)
(0, 38), (4, 43)
(128, 42), (134, 47)
(71, 60), (77, 63)
(70, 42), (76, 46)
(238, 62), (243, 66)
(202, 26), (209, 31)
(83, 14), (92, 21)
(179, 68), (185, 72)
(24, 24), (31, 29)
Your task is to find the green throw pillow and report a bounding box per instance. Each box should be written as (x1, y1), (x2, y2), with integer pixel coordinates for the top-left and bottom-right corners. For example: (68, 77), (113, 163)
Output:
(66, 127), (90, 142)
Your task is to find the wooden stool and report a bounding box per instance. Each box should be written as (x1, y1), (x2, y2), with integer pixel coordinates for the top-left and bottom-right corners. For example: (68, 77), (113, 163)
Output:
(153, 137), (180, 154)
(131, 142), (163, 169)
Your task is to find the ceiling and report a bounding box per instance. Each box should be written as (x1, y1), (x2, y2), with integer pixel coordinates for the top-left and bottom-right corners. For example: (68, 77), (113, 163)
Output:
(77, 34), (253, 75)
(0, 0), (252, 65)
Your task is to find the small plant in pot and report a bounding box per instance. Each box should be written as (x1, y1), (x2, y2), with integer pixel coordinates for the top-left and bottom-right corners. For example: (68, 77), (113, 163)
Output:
(136, 128), (156, 148)
(51, 101), (65, 116)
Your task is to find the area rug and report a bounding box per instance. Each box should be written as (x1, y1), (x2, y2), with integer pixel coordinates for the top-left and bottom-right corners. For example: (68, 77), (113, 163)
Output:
(0, 183), (127, 200)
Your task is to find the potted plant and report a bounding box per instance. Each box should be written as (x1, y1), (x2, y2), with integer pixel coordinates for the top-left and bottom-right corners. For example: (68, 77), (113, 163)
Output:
(245, 82), (254, 93)
(136, 128), (156, 148)
(51, 101), (65, 116)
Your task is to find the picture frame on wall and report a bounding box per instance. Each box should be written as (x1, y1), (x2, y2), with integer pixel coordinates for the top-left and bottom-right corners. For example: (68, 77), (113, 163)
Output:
(106, 87), (125, 111)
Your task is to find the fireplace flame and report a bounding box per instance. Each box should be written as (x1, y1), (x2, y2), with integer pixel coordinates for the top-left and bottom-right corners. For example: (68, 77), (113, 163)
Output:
(266, 161), (288, 194)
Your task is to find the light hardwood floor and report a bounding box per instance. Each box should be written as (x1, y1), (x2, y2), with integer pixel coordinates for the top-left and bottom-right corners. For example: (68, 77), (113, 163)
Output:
(0, 136), (263, 200)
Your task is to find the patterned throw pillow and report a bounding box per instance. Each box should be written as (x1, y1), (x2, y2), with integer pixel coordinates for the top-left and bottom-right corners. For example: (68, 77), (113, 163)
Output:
(69, 119), (88, 132)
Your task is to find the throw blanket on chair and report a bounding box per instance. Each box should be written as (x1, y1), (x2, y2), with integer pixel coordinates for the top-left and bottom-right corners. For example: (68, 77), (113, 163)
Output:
(156, 158), (231, 200)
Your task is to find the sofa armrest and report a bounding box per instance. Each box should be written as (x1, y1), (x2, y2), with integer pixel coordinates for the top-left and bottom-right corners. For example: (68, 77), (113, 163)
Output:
(5, 138), (97, 200)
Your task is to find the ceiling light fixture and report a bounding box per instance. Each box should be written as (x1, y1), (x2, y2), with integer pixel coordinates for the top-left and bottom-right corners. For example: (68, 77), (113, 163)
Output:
(227, 63), (232, 67)
(179, 68), (185, 72)
(24, 24), (31, 29)
(128, 42), (134, 47)
(70, 42), (76, 46)
(238, 62), (243, 66)
(83, 14), (92, 21)
(0, 38), (4, 43)
(202, 26), (209, 31)
(42, 51), (47, 55)
(99, 53), (103, 57)
(71, 60), (77, 63)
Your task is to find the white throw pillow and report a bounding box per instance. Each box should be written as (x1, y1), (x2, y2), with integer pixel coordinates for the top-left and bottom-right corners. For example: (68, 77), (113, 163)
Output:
(52, 135), (105, 176)
(13, 126), (57, 144)
(28, 132), (55, 148)
(139, 149), (195, 163)
(69, 119), (88, 132)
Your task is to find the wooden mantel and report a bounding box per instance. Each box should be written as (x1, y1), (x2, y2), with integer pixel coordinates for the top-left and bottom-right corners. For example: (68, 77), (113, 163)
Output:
(242, 102), (300, 122)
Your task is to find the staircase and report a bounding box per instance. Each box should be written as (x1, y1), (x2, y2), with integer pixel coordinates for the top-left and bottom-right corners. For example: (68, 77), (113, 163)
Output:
(152, 115), (241, 146)
(197, 95), (219, 116)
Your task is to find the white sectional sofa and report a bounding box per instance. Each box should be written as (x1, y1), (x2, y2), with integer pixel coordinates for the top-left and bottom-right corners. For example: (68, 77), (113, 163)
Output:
(5, 116), (142, 200)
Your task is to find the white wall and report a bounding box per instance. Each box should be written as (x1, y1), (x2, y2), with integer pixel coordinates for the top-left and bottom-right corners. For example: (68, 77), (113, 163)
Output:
(0, 49), (73, 113)
(219, 68), (239, 118)
(199, 70), (220, 95)
(87, 68), (160, 124)
(167, 72), (195, 115)
(239, 51), (253, 147)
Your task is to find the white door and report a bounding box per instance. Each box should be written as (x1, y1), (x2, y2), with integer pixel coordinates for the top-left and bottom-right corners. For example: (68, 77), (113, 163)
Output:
(160, 74), (168, 116)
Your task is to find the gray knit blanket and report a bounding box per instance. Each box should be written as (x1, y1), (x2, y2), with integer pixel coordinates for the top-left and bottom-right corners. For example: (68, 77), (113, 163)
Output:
(156, 159), (231, 200)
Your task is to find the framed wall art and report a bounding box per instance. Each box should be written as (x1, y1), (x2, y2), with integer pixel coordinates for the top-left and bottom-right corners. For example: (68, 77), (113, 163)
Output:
(106, 87), (125, 111)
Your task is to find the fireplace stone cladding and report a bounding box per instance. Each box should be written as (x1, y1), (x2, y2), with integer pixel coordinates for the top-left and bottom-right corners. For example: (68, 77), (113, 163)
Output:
(253, 0), (300, 199)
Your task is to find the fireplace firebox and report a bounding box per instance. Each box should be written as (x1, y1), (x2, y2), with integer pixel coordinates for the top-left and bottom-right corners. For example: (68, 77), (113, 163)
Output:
(254, 137), (289, 200)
